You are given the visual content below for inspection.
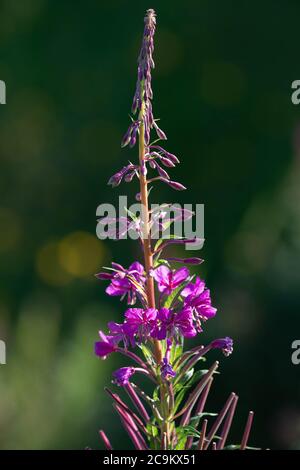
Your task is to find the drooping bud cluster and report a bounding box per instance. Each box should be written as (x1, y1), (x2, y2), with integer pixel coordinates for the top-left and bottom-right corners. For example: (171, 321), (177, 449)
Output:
(122, 9), (167, 148)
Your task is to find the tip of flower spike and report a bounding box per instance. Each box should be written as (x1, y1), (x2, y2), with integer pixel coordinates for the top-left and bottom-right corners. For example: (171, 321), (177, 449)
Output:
(145, 9), (156, 20)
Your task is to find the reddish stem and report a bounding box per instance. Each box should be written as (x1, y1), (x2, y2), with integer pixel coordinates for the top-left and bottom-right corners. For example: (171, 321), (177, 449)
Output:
(138, 113), (162, 364)
(217, 394), (239, 449)
(240, 411), (254, 450)
(197, 419), (208, 450)
(98, 430), (113, 450)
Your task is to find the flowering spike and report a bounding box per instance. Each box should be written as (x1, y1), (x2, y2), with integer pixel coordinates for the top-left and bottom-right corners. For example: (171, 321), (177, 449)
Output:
(93, 8), (258, 451)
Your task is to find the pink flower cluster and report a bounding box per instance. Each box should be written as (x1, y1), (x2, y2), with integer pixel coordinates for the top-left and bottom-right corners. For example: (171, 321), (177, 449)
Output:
(94, 261), (232, 381)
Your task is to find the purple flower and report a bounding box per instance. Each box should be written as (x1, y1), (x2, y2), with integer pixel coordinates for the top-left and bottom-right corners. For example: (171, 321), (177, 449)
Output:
(152, 265), (189, 295)
(123, 308), (157, 343)
(149, 145), (180, 164)
(153, 307), (196, 340)
(121, 121), (140, 148)
(127, 9), (158, 145)
(108, 164), (137, 187)
(181, 277), (217, 329)
(166, 257), (204, 265)
(107, 321), (129, 348)
(210, 337), (233, 356)
(147, 152), (175, 168)
(113, 367), (136, 386)
(161, 358), (176, 380)
(160, 178), (187, 191)
(94, 331), (118, 359)
(97, 216), (130, 240)
(152, 161), (170, 180)
(96, 262), (145, 305)
(153, 121), (167, 140)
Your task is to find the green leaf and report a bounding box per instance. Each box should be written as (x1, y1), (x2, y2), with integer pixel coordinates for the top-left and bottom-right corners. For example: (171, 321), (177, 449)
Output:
(153, 235), (186, 253)
(175, 425), (202, 449)
(153, 386), (160, 402)
(153, 238), (164, 253)
(175, 436), (187, 450)
(170, 337), (183, 364)
(146, 422), (160, 450)
(163, 276), (193, 309)
(173, 374), (193, 397)
(188, 368), (218, 387)
(174, 368), (209, 394)
(138, 343), (154, 364)
(153, 258), (170, 268)
(224, 444), (261, 450)
(189, 412), (218, 425)
(173, 387), (188, 414)
(178, 425), (201, 438)
(173, 367), (219, 414)
(124, 206), (139, 222)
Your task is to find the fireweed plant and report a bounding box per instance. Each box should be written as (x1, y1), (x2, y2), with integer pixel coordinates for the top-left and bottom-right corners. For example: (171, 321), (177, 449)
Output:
(95, 9), (256, 450)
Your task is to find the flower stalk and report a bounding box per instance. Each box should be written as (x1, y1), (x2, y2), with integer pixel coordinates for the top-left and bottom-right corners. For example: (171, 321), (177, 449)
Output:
(138, 103), (162, 365)
(93, 8), (258, 451)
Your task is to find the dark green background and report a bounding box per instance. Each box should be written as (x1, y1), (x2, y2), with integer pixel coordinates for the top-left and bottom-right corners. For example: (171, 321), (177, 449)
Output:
(0, 0), (300, 449)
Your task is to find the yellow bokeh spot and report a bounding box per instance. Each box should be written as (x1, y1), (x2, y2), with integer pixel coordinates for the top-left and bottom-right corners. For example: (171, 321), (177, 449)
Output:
(58, 231), (104, 278)
(36, 241), (72, 286)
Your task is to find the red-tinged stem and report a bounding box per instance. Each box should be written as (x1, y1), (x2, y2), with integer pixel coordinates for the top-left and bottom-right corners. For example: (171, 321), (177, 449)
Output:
(195, 377), (214, 416)
(104, 388), (147, 434)
(125, 382), (150, 423)
(217, 394), (239, 449)
(176, 345), (211, 381)
(139, 106), (167, 448)
(99, 430), (113, 450)
(185, 377), (214, 449)
(203, 392), (236, 450)
(197, 419), (208, 450)
(138, 114), (162, 365)
(116, 347), (155, 374)
(115, 405), (148, 450)
(174, 361), (219, 420)
(240, 411), (254, 450)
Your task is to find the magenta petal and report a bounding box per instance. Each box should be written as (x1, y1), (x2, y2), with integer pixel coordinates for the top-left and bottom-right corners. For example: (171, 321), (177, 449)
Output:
(129, 261), (144, 275)
(152, 265), (170, 283)
(95, 341), (115, 358)
(156, 324), (167, 340)
(181, 277), (205, 298)
(197, 304), (217, 319)
(181, 284), (195, 298)
(172, 266), (189, 285)
(145, 308), (158, 321)
(125, 308), (144, 321)
(113, 367), (136, 386)
(106, 283), (126, 296)
(157, 307), (170, 322)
